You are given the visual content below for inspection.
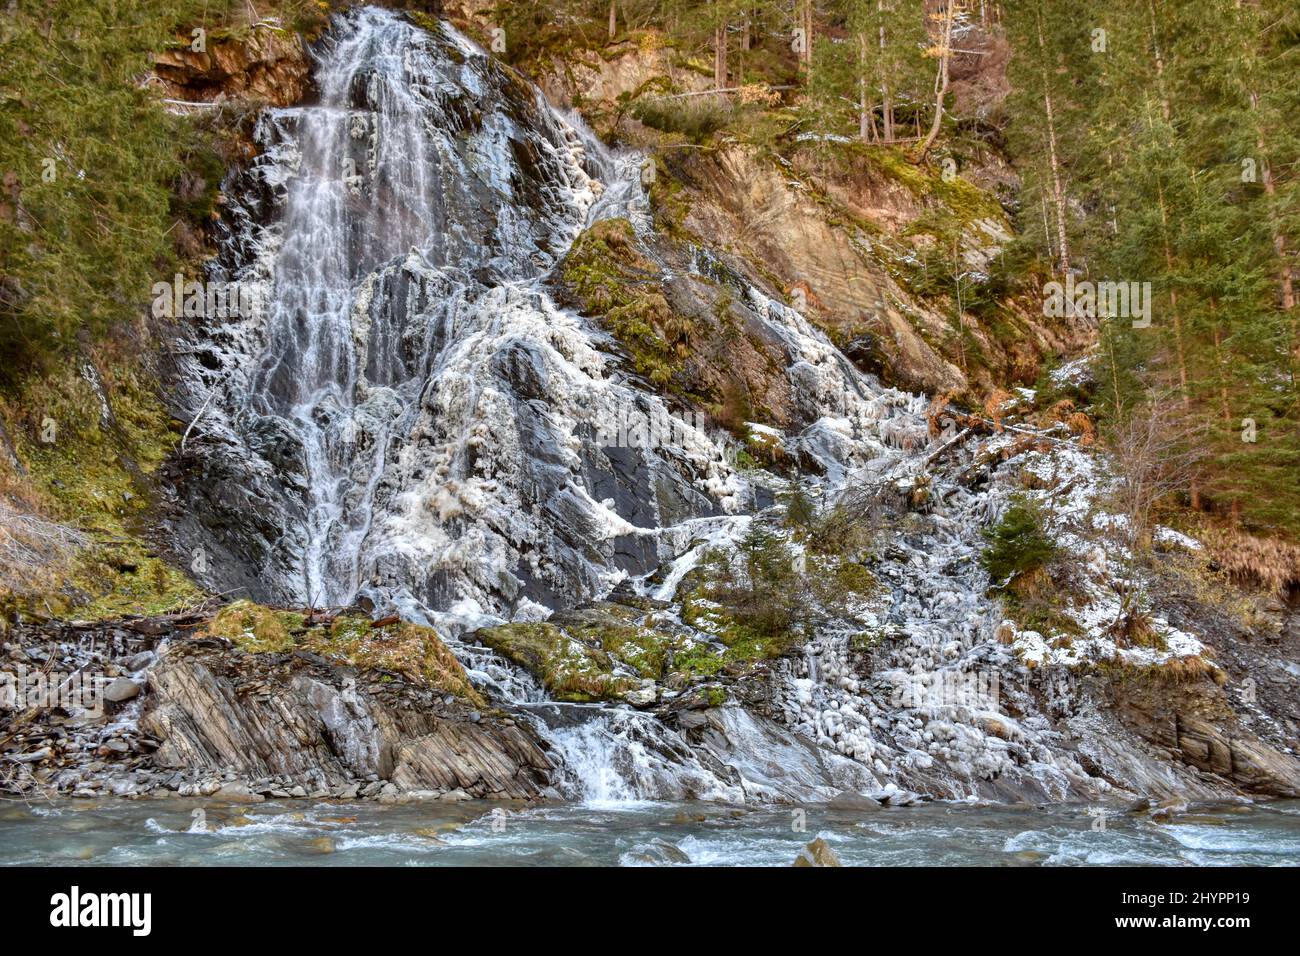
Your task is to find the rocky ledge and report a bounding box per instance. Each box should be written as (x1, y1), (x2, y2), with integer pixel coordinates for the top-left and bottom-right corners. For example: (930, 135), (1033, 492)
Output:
(1, 612), (554, 802)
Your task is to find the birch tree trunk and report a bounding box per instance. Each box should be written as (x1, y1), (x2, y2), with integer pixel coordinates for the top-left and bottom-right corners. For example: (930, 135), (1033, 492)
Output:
(1036, 6), (1071, 279)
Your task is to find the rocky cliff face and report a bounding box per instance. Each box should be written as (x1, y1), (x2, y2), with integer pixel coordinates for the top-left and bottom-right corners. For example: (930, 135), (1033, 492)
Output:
(4, 6), (1297, 812)
(1, 612), (553, 801)
(142, 639), (553, 800)
(152, 27), (313, 108)
(515, 16), (1084, 402)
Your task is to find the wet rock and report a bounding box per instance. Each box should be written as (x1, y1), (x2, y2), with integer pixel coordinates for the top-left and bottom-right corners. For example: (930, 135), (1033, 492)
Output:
(792, 837), (842, 867)
(303, 836), (335, 855)
(103, 677), (142, 703)
(625, 838), (691, 865)
(624, 685), (658, 707)
(827, 790), (882, 812)
(151, 26), (311, 108)
(1116, 691), (1300, 798)
(139, 642), (553, 800)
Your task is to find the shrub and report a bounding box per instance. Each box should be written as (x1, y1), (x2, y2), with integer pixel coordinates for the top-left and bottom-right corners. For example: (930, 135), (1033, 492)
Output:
(981, 496), (1057, 585)
(632, 95), (733, 141)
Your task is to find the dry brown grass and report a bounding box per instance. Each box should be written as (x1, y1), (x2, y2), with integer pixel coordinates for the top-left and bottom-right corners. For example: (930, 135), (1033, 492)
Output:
(1032, 399), (1096, 446)
(984, 388), (1013, 433)
(1066, 411), (1096, 446)
(1152, 655), (1227, 686)
(1096, 652), (1226, 687)
(1199, 525), (1300, 596)
(0, 464), (85, 601)
(1161, 549), (1278, 634)
(1109, 607), (1165, 649)
(926, 390), (959, 438)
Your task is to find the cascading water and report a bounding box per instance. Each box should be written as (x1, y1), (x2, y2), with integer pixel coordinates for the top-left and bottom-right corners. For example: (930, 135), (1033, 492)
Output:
(180, 6), (1216, 806)
(246, 14), (435, 605)
(239, 10), (594, 605)
(190, 7), (747, 799)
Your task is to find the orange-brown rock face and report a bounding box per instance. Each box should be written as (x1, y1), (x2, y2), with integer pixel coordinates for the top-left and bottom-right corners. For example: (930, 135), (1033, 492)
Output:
(152, 28), (311, 107)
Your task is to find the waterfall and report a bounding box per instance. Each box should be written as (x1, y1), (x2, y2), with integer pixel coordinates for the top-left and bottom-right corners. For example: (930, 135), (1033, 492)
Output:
(239, 9), (594, 605)
(202, 7), (751, 800)
(247, 12), (436, 604)
(188, 6), (1138, 805)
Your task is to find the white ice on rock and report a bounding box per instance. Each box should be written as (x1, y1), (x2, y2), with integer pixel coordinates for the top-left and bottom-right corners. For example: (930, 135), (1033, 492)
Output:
(183, 6), (1221, 805)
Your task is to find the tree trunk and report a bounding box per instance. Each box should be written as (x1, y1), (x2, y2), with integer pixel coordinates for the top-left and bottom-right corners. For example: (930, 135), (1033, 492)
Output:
(1145, 2), (1200, 507)
(859, 33), (872, 143)
(1250, 90), (1297, 360)
(1147, 0), (1172, 123)
(1155, 175), (1199, 509)
(609, 1), (617, 41)
(1036, 7), (1071, 279)
(714, 18), (727, 91)
(914, 0), (955, 161)
(801, 0), (814, 71)
(879, 0), (893, 142)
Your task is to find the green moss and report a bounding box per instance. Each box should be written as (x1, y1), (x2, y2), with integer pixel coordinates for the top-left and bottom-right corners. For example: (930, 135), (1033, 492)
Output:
(828, 558), (879, 600)
(561, 218), (689, 391)
(71, 543), (205, 620)
(1089, 654), (1226, 689)
(671, 642), (727, 679)
(202, 601), (485, 704)
(850, 630), (886, 653)
(933, 173), (1004, 229)
(861, 146), (1004, 226)
(475, 621), (636, 702)
(319, 618), (484, 705)
(582, 623), (683, 680)
(0, 348), (205, 619)
(646, 156), (699, 244)
(679, 584), (798, 666)
(475, 605), (779, 694)
(205, 600), (304, 653)
(702, 686), (727, 707)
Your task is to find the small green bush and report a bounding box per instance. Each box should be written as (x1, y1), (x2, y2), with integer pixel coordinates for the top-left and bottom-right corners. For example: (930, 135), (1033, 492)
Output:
(632, 95), (733, 141)
(980, 496), (1057, 584)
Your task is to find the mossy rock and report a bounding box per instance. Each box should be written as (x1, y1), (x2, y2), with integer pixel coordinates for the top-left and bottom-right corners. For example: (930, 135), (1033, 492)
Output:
(475, 621), (636, 703)
(549, 603), (694, 681)
(204, 600), (304, 653)
(475, 607), (732, 699)
(561, 218), (691, 391)
(202, 601), (484, 706)
(0, 347), (204, 620)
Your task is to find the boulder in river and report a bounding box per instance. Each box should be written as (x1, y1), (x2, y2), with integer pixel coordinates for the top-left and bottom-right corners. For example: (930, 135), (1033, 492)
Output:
(792, 837), (842, 867)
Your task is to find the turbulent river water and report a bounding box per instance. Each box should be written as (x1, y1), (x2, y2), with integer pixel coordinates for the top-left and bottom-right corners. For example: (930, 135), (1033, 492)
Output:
(3, 799), (1298, 867)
